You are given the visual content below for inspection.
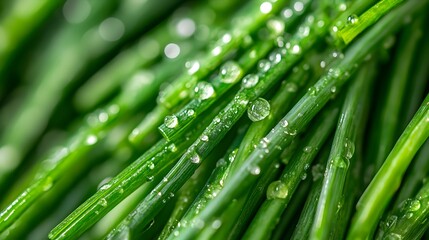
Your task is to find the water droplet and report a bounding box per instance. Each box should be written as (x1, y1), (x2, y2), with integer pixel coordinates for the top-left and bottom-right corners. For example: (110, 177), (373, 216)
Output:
(405, 212), (414, 219)
(285, 82), (298, 92)
(409, 200), (421, 211)
(200, 135), (209, 142)
(176, 18), (196, 37)
(386, 215), (398, 228)
(386, 233), (403, 240)
(267, 19), (285, 36)
(164, 115), (179, 128)
(99, 183), (112, 190)
(291, 44), (301, 54)
(248, 98), (270, 122)
(308, 86), (317, 96)
(43, 177), (54, 191)
(212, 220), (222, 229)
(99, 198), (108, 207)
(146, 176), (154, 181)
(99, 17), (125, 42)
(242, 74), (259, 88)
(332, 157), (349, 169)
(191, 153), (201, 164)
(301, 173), (307, 180)
(220, 61), (243, 84)
(258, 59), (271, 73)
(194, 82), (215, 100)
(347, 14), (359, 25)
(282, 8), (293, 18)
(86, 135), (98, 145)
(330, 86), (337, 93)
(294, 1), (304, 12)
(186, 109), (195, 117)
(268, 49), (284, 64)
(214, 117), (221, 124)
(280, 119), (289, 128)
(222, 33), (232, 43)
(267, 180), (289, 199)
(186, 60), (200, 75)
(344, 138), (355, 160)
(164, 43), (181, 59)
(303, 146), (313, 153)
(338, 3), (347, 11)
(147, 162), (155, 170)
(260, 2), (272, 14)
(168, 143), (177, 152)
(249, 165), (261, 175)
(260, 137), (270, 148)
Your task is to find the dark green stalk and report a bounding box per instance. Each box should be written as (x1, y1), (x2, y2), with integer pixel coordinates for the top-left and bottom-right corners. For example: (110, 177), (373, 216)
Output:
(271, 178), (312, 240)
(310, 56), (375, 239)
(376, 180), (429, 240)
(243, 101), (340, 240)
(157, 150), (223, 240)
(366, 16), (424, 179)
(348, 92), (429, 239)
(291, 146), (330, 240)
(177, 2), (427, 238)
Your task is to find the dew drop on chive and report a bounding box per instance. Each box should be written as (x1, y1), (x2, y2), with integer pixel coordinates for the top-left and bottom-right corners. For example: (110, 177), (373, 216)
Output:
(257, 59), (271, 73)
(85, 134), (98, 145)
(267, 180), (288, 199)
(347, 14), (359, 25)
(186, 60), (200, 74)
(186, 109), (195, 117)
(194, 81), (215, 100)
(344, 138), (355, 160)
(248, 98), (270, 122)
(191, 153), (201, 164)
(248, 165), (261, 175)
(99, 198), (108, 207)
(164, 115), (178, 128)
(168, 143), (177, 152)
(220, 61), (243, 84)
(332, 157), (349, 169)
(147, 162), (155, 170)
(242, 74), (259, 88)
(200, 135), (209, 142)
(409, 200), (421, 211)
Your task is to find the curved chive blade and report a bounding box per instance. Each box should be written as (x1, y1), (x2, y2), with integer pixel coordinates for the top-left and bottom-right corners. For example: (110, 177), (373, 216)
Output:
(157, 154), (220, 240)
(310, 59), (375, 239)
(337, 0), (404, 44)
(157, 0), (291, 109)
(243, 101), (340, 240)
(377, 180), (429, 239)
(176, 2), (424, 238)
(365, 16), (424, 179)
(290, 146), (330, 240)
(347, 94), (429, 239)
